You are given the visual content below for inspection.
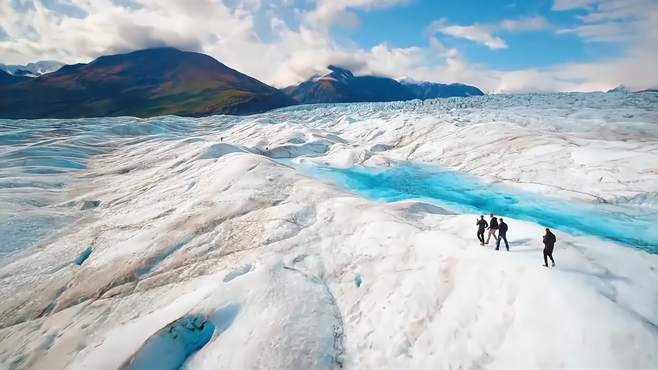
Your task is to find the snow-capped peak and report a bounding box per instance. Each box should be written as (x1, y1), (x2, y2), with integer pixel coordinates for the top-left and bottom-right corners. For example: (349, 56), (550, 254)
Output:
(310, 65), (355, 84)
(0, 60), (64, 77)
(325, 65), (354, 83)
(396, 76), (424, 85)
(607, 84), (630, 93)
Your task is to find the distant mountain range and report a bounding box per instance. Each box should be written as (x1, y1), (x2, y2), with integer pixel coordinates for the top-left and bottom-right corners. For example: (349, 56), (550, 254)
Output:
(281, 65), (415, 104)
(606, 85), (630, 93)
(0, 70), (31, 86)
(397, 77), (484, 99)
(606, 85), (658, 94)
(1, 48), (485, 119)
(0, 61), (64, 77)
(0, 48), (294, 119)
(282, 65), (483, 104)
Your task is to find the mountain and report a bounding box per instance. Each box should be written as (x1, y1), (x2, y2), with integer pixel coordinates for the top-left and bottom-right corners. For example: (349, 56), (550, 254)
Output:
(0, 61), (64, 77)
(11, 69), (37, 77)
(398, 77), (484, 98)
(283, 66), (483, 104)
(282, 65), (414, 104)
(606, 85), (630, 93)
(0, 70), (31, 86)
(0, 48), (295, 119)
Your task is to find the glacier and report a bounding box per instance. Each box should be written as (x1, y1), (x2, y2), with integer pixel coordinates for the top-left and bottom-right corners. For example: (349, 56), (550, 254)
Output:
(0, 92), (657, 369)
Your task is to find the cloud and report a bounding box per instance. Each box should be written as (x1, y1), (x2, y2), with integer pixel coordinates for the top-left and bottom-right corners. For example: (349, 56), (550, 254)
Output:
(498, 16), (551, 31)
(556, 22), (628, 42)
(551, 0), (598, 11)
(0, 0), (656, 93)
(554, 0), (655, 21)
(303, 0), (409, 30)
(113, 23), (203, 53)
(428, 16), (551, 50)
(432, 22), (508, 49)
(428, 37), (459, 58)
(553, 0), (654, 43)
(1, 0), (240, 61)
(416, 2), (657, 92)
(488, 1), (658, 92)
(0, 0), (418, 87)
(0, 26), (8, 41)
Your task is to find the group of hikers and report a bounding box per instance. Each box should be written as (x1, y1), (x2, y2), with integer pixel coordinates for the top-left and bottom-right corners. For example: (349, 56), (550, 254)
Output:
(476, 213), (557, 267)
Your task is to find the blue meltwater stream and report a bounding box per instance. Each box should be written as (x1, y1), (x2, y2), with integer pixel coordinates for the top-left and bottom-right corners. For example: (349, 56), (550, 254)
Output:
(290, 162), (658, 253)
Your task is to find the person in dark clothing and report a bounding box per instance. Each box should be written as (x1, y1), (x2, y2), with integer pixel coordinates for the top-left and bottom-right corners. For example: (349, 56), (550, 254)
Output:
(496, 218), (509, 251)
(476, 215), (488, 246)
(543, 228), (556, 267)
(486, 213), (499, 244)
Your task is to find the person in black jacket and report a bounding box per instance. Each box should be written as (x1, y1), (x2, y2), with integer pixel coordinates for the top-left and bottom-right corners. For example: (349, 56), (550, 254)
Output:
(476, 215), (488, 246)
(496, 218), (509, 251)
(543, 228), (556, 267)
(486, 213), (499, 244)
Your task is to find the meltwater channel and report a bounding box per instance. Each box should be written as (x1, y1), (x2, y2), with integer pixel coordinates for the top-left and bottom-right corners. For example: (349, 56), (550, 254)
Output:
(292, 163), (658, 253)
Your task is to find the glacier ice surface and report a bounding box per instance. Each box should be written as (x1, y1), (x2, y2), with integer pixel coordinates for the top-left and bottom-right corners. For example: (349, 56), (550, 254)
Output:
(0, 92), (657, 369)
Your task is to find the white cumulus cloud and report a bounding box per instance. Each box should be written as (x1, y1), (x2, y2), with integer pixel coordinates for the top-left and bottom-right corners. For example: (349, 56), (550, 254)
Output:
(428, 16), (551, 50)
(0, 0), (656, 93)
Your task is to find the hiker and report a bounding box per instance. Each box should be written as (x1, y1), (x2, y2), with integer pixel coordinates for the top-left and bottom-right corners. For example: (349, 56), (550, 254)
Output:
(543, 228), (556, 267)
(497, 218), (509, 251)
(486, 213), (499, 244)
(476, 215), (488, 246)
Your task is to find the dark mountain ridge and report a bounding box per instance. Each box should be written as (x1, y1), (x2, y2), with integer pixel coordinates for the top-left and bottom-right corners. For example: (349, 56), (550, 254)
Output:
(283, 66), (484, 104)
(282, 65), (414, 104)
(1, 49), (486, 119)
(0, 61), (64, 77)
(0, 48), (294, 119)
(399, 78), (484, 99)
(0, 70), (31, 87)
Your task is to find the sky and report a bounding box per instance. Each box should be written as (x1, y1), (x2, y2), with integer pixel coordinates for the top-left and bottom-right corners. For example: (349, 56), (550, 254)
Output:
(0, 0), (657, 92)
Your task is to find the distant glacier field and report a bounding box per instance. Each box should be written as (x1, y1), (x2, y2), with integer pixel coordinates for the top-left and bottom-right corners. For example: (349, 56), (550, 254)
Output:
(1, 93), (657, 369)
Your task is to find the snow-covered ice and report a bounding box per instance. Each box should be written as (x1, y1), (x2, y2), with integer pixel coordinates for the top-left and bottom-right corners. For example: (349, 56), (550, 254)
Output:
(0, 93), (657, 369)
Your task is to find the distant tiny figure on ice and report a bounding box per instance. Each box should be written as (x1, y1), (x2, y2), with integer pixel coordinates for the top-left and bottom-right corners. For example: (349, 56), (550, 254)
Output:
(543, 228), (556, 267)
(497, 218), (509, 251)
(486, 213), (498, 244)
(476, 215), (488, 246)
